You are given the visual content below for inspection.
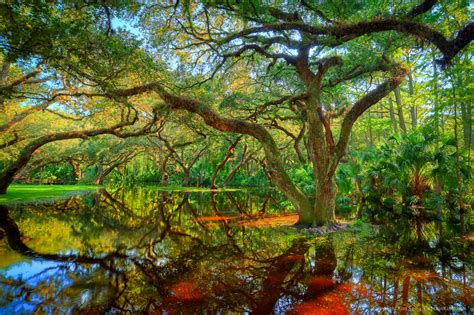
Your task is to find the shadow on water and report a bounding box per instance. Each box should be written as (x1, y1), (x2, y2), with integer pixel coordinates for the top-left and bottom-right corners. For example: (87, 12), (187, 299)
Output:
(0, 187), (471, 314)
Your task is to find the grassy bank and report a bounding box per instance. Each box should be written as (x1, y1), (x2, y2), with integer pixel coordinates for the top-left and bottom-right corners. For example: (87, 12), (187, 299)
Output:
(0, 184), (101, 204)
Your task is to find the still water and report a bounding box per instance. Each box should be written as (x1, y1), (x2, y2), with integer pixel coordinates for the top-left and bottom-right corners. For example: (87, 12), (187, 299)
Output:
(0, 187), (471, 314)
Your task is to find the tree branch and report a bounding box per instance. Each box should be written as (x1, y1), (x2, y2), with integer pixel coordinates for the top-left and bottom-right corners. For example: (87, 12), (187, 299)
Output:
(335, 65), (408, 160)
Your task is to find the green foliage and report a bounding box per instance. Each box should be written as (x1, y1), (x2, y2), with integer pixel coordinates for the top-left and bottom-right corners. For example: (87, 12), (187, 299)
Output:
(348, 129), (471, 227)
(288, 164), (314, 196)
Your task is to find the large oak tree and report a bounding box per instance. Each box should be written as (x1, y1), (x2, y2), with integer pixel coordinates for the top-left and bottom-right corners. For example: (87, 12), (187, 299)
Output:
(0, 0), (472, 226)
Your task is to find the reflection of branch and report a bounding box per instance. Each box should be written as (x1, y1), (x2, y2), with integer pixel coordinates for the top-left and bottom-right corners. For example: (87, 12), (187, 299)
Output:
(251, 238), (309, 314)
(0, 205), (127, 269)
(100, 189), (135, 217)
(210, 192), (242, 254)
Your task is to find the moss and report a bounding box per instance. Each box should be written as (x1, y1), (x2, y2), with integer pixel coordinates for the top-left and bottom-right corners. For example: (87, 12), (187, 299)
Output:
(0, 184), (101, 204)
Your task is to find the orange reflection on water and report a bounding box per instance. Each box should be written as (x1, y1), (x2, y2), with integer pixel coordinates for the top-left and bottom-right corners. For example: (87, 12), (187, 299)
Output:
(194, 214), (299, 227)
(289, 277), (354, 315)
(166, 281), (204, 303)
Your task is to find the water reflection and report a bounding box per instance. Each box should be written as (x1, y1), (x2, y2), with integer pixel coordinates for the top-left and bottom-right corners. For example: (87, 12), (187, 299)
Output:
(0, 187), (471, 314)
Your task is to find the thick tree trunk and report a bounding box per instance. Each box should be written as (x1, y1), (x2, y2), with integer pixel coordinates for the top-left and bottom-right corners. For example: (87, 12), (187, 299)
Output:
(145, 64), (406, 227)
(313, 178), (337, 226)
(0, 169), (16, 194)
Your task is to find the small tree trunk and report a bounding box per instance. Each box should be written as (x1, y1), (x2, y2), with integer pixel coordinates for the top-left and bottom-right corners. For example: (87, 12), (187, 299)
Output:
(95, 174), (105, 185)
(407, 71), (417, 129)
(70, 160), (82, 181)
(95, 165), (104, 185)
(182, 169), (191, 186)
(460, 103), (472, 150)
(401, 276), (410, 315)
(389, 98), (398, 133)
(211, 137), (240, 188)
(394, 87), (407, 133)
(223, 146), (248, 187)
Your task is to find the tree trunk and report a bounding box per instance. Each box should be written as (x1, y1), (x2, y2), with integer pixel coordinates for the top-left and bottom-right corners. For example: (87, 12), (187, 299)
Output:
(0, 169), (16, 194)
(160, 152), (172, 184)
(313, 178), (337, 226)
(70, 160), (82, 181)
(151, 64), (406, 226)
(394, 87), (407, 133)
(95, 173), (105, 185)
(211, 137), (240, 188)
(388, 98), (398, 133)
(407, 72), (417, 129)
(460, 103), (472, 150)
(182, 169), (191, 186)
(223, 145), (248, 187)
(95, 163), (120, 185)
(400, 276), (410, 315)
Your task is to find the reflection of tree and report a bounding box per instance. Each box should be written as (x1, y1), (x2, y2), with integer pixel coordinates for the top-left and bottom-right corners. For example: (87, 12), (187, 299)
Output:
(0, 205), (127, 266)
(0, 190), (471, 313)
(338, 222), (473, 314)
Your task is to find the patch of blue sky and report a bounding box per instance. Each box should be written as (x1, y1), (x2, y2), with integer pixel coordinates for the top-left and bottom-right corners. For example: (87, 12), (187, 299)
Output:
(112, 17), (144, 41)
(1, 259), (61, 283)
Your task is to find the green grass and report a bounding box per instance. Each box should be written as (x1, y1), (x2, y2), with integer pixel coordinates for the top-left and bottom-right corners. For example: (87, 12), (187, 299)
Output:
(0, 184), (101, 204)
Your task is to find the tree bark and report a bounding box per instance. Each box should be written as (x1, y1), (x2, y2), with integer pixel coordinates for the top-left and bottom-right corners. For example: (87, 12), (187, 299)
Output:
(181, 147), (205, 186)
(388, 98), (398, 133)
(70, 160), (82, 181)
(223, 145), (249, 187)
(313, 177), (337, 225)
(460, 103), (472, 150)
(400, 276), (410, 315)
(407, 72), (417, 129)
(394, 86), (407, 133)
(211, 136), (240, 188)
